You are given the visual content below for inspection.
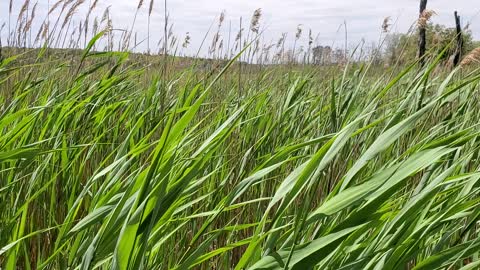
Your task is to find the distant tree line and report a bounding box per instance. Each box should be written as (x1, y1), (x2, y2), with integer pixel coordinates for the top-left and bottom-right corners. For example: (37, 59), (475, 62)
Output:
(307, 23), (479, 67)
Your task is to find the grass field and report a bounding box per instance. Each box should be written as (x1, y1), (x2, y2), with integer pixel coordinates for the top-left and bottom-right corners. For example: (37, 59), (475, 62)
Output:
(1, 4), (480, 269)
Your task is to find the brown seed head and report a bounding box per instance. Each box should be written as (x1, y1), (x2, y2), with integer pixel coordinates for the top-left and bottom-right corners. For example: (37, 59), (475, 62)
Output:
(250, 8), (262, 33)
(382, 16), (391, 33)
(461, 47), (480, 67)
(295, 24), (303, 40)
(149, 0), (155, 16)
(137, 0), (144, 10)
(418, 10), (436, 28)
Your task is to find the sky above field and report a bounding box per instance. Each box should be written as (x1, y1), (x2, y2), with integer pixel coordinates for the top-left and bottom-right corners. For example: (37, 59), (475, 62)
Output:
(1, 0), (480, 55)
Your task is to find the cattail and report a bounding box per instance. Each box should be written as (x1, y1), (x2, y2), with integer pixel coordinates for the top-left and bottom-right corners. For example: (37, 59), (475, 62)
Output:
(418, 10), (436, 28)
(461, 47), (480, 67)
(148, 0), (155, 16)
(250, 8), (262, 33)
(9, 0), (13, 14)
(382, 16), (391, 33)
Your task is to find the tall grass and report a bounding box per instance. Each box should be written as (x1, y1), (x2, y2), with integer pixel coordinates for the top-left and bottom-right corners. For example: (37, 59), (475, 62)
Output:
(1, 4), (480, 270)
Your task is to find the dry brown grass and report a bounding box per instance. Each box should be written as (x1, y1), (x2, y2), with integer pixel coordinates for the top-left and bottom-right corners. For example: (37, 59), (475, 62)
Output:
(461, 47), (480, 67)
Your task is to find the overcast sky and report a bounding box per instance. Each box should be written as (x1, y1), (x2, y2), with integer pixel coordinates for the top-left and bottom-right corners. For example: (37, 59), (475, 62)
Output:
(1, 0), (479, 55)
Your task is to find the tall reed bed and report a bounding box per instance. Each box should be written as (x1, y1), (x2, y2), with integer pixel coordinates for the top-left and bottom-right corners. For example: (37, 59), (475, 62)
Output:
(1, 2), (480, 270)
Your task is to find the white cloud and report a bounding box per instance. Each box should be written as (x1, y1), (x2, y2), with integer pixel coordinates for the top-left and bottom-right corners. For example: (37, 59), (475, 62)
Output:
(1, 0), (479, 55)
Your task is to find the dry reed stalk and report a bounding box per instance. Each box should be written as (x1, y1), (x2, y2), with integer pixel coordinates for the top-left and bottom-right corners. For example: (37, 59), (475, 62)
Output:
(84, 0), (99, 45)
(147, 0), (154, 54)
(8, 0), (13, 46)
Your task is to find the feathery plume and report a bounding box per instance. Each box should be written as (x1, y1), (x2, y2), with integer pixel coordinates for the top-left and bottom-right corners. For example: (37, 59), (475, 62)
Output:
(49, 0), (64, 15)
(382, 16), (391, 33)
(88, 0), (99, 14)
(34, 22), (44, 43)
(235, 28), (243, 42)
(308, 29), (313, 46)
(92, 17), (98, 35)
(295, 24), (303, 40)
(277, 33), (287, 48)
(62, 0), (85, 29)
(148, 0), (155, 16)
(418, 10), (436, 28)
(219, 11), (226, 28)
(41, 22), (49, 40)
(250, 8), (262, 33)
(461, 47), (480, 67)
(182, 32), (190, 48)
(101, 6), (110, 23)
(24, 2), (38, 34)
(18, 0), (31, 21)
(137, 0), (144, 10)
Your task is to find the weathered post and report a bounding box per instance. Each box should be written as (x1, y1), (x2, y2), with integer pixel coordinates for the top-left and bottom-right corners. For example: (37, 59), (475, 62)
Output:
(453, 11), (463, 67)
(418, 0), (428, 66)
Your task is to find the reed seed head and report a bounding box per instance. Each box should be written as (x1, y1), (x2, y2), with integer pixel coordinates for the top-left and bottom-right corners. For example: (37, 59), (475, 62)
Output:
(250, 8), (262, 33)
(461, 47), (480, 67)
(418, 9), (436, 28)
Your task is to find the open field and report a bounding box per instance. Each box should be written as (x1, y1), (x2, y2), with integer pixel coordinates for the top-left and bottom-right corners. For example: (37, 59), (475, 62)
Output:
(2, 1), (480, 269)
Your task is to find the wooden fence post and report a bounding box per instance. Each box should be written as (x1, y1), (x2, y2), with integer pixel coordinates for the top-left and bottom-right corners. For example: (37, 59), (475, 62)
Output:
(453, 11), (463, 67)
(418, 0), (428, 66)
